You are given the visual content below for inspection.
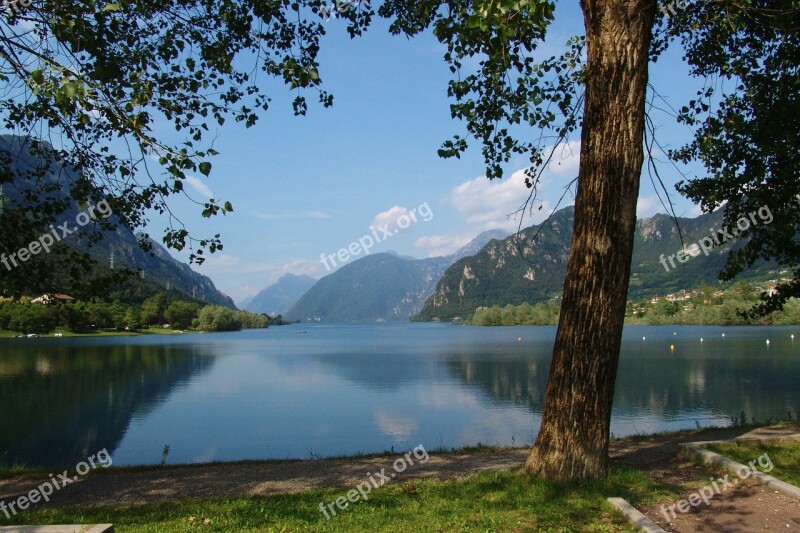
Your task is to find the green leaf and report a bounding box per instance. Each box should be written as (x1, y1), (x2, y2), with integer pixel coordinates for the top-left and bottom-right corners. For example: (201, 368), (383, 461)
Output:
(30, 69), (45, 85)
(103, 3), (121, 11)
(199, 162), (212, 176)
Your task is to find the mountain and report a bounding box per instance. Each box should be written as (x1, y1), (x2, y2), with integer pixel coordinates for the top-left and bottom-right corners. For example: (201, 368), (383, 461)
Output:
(125, 235), (236, 308)
(284, 230), (506, 322)
(415, 205), (779, 321)
(245, 274), (317, 315)
(0, 135), (235, 308)
(451, 229), (509, 261)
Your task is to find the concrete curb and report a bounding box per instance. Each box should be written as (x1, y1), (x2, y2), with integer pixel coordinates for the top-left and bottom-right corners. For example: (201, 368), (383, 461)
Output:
(687, 433), (800, 448)
(680, 441), (800, 501)
(607, 497), (667, 533)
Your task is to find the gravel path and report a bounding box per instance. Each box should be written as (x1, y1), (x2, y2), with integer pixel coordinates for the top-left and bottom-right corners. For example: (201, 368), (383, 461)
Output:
(0, 448), (530, 508)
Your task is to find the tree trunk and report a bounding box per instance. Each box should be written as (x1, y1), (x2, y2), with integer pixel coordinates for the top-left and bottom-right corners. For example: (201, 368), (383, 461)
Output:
(524, 0), (656, 480)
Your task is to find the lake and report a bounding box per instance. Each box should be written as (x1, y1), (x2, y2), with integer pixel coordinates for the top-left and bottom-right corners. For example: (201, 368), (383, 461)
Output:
(1, 323), (798, 467)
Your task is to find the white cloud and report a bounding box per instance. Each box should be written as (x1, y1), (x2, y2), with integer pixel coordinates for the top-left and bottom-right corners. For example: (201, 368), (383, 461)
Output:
(448, 142), (580, 231)
(184, 175), (215, 200)
(371, 203), (435, 237)
(279, 258), (327, 279)
(373, 411), (418, 441)
(371, 205), (411, 235)
(546, 141), (581, 176)
(450, 170), (551, 231)
(637, 195), (660, 218)
(685, 203), (704, 218)
(415, 233), (474, 257)
(199, 254), (327, 279)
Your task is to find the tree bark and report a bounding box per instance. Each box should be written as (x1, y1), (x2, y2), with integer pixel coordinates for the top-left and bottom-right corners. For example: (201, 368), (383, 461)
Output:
(524, 0), (656, 480)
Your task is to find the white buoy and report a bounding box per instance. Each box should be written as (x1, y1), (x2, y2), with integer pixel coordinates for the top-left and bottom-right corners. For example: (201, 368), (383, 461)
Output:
(722, 333), (725, 337)
(700, 338), (703, 342)
(792, 334), (795, 341)
(766, 339), (771, 345)
(642, 336), (646, 341)
(518, 337), (522, 342)
(673, 332), (677, 336)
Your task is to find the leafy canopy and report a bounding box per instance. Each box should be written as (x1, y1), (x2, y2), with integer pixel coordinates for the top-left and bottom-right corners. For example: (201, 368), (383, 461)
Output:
(656, 0), (800, 314)
(0, 0), (371, 266)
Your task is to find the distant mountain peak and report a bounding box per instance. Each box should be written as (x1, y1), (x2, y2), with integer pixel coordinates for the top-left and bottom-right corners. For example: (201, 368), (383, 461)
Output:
(450, 229), (509, 261)
(245, 273), (317, 316)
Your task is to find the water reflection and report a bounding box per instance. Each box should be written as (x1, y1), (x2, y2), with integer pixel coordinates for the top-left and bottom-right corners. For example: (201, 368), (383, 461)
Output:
(444, 328), (800, 429)
(445, 359), (548, 412)
(0, 343), (214, 467)
(0, 325), (798, 467)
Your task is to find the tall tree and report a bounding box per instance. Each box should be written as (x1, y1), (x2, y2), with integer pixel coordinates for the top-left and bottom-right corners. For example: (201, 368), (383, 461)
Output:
(523, 0), (656, 480)
(381, 0), (655, 479)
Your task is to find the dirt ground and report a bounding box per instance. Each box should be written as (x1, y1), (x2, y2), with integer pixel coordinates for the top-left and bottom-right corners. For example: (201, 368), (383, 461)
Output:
(2, 424), (799, 531)
(621, 425), (800, 532)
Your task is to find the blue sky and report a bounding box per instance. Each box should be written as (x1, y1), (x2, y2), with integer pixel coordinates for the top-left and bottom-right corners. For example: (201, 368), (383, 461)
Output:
(150, 3), (706, 305)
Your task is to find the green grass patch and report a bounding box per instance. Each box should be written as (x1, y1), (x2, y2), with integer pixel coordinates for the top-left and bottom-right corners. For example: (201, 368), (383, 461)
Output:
(0, 327), (194, 338)
(0, 468), (667, 532)
(708, 440), (800, 487)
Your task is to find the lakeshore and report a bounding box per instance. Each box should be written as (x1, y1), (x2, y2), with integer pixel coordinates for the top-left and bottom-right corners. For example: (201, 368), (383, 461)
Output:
(1, 425), (799, 531)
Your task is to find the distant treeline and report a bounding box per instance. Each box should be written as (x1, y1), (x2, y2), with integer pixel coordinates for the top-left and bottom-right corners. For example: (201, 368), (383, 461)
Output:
(0, 292), (270, 334)
(468, 282), (800, 326)
(469, 301), (560, 326)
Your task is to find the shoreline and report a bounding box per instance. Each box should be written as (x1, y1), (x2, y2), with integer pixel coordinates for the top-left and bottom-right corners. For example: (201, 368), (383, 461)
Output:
(0, 326), (281, 339)
(3, 322), (799, 338)
(2, 424), (797, 509)
(2, 423), (790, 479)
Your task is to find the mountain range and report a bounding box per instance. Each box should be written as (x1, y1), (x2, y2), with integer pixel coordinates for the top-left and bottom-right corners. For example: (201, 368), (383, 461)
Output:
(0, 135), (235, 308)
(415, 205), (779, 321)
(283, 230), (507, 322)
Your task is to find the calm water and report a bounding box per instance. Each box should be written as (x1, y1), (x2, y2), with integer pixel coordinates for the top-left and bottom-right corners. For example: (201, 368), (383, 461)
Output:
(1, 323), (799, 467)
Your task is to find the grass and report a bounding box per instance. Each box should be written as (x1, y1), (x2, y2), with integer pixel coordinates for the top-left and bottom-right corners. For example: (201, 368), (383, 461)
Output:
(0, 468), (670, 532)
(0, 327), (193, 339)
(707, 440), (800, 487)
